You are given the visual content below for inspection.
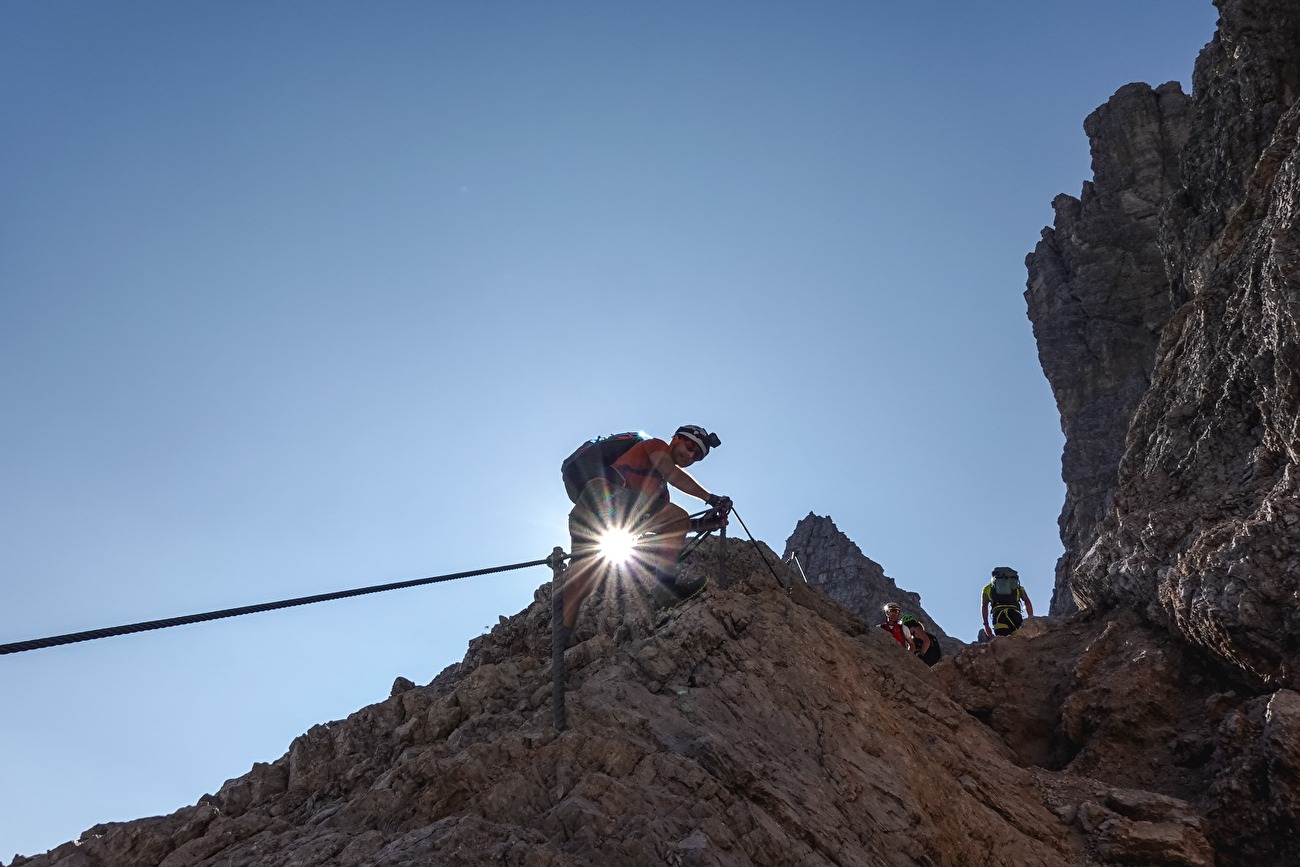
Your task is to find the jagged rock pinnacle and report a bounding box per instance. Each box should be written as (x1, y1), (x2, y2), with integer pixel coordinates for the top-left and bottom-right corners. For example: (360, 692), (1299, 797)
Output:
(783, 513), (965, 651)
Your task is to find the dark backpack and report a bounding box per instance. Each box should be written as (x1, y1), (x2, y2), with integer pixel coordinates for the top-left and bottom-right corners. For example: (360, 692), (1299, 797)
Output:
(990, 567), (1020, 605)
(561, 432), (648, 503)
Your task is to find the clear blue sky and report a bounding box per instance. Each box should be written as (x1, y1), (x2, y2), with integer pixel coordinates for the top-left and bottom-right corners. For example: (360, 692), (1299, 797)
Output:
(1, 1), (1217, 860)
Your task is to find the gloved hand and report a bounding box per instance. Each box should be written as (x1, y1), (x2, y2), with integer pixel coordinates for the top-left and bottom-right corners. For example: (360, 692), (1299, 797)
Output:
(706, 493), (732, 512)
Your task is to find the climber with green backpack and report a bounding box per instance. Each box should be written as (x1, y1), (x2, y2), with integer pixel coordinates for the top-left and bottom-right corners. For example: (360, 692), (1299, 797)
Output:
(981, 566), (1034, 638)
(556, 425), (730, 648)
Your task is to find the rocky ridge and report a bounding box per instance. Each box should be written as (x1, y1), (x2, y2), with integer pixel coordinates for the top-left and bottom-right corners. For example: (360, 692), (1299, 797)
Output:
(7, 539), (1215, 867)
(782, 513), (964, 652)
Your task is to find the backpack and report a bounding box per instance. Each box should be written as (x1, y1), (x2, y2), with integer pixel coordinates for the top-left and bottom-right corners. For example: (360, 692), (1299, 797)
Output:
(561, 432), (648, 503)
(991, 567), (1020, 604)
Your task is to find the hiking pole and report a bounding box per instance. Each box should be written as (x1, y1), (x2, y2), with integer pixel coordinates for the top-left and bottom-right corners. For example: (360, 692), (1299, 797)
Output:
(548, 547), (568, 732)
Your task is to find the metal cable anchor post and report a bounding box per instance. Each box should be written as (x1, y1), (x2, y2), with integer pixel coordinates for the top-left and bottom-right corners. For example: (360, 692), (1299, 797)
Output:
(783, 551), (805, 597)
(548, 546), (568, 732)
(719, 519), (727, 586)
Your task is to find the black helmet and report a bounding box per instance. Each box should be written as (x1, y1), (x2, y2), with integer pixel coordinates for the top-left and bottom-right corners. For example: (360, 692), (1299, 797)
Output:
(675, 424), (721, 458)
(992, 566), (1018, 579)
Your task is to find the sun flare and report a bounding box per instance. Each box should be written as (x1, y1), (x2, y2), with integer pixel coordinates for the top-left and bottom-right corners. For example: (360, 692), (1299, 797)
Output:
(597, 528), (639, 565)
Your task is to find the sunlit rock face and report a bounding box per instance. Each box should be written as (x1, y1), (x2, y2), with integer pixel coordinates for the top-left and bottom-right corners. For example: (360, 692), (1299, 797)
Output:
(1029, 0), (1300, 689)
(1025, 81), (1193, 616)
(782, 512), (965, 650)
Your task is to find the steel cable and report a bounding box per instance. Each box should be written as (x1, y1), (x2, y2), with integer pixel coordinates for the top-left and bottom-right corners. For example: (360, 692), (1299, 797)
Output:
(730, 508), (787, 587)
(0, 557), (550, 655)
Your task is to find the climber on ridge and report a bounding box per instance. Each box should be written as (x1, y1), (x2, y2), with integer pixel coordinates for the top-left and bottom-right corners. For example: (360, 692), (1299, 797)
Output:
(556, 425), (730, 647)
(879, 602), (914, 651)
(981, 566), (1034, 638)
(902, 615), (942, 666)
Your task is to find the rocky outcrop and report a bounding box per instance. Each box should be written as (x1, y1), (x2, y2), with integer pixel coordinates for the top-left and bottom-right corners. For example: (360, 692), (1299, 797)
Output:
(782, 513), (964, 652)
(25, 531), (1284, 867)
(9, 539), (1117, 867)
(1037, 0), (1300, 690)
(937, 612), (1300, 866)
(1025, 81), (1194, 615)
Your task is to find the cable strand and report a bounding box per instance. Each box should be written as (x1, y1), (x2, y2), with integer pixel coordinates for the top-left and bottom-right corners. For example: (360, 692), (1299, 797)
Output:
(730, 508), (787, 587)
(0, 557), (549, 656)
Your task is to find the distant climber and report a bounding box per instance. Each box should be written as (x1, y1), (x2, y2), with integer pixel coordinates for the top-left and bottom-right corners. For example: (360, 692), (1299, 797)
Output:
(902, 615), (942, 666)
(557, 425), (729, 647)
(879, 602), (913, 651)
(981, 566), (1034, 638)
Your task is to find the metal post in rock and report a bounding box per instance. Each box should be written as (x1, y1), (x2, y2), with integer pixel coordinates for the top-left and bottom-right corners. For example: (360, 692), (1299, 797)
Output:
(719, 521), (727, 587)
(549, 546), (568, 732)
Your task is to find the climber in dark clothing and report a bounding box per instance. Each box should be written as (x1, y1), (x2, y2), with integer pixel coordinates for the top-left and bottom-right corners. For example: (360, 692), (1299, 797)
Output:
(902, 615), (942, 666)
(558, 425), (728, 647)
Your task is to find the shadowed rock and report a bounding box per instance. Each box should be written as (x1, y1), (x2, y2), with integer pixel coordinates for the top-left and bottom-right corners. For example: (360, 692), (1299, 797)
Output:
(1027, 0), (1300, 691)
(1025, 81), (1193, 616)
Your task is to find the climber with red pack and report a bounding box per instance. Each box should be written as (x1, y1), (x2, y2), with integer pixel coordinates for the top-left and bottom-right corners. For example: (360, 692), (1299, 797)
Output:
(556, 425), (730, 647)
(879, 602), (914, 651)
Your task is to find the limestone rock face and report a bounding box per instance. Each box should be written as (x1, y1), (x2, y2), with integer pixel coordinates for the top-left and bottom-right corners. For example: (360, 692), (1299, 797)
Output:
(11, 540), (1094, 867)
(937, 613), (1300, 866)
(1025, 81), (1194, 615)
(782, 513), (964, 652)
(1027, 0), (1300, 689)
(1071, 0), (1300, 688)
